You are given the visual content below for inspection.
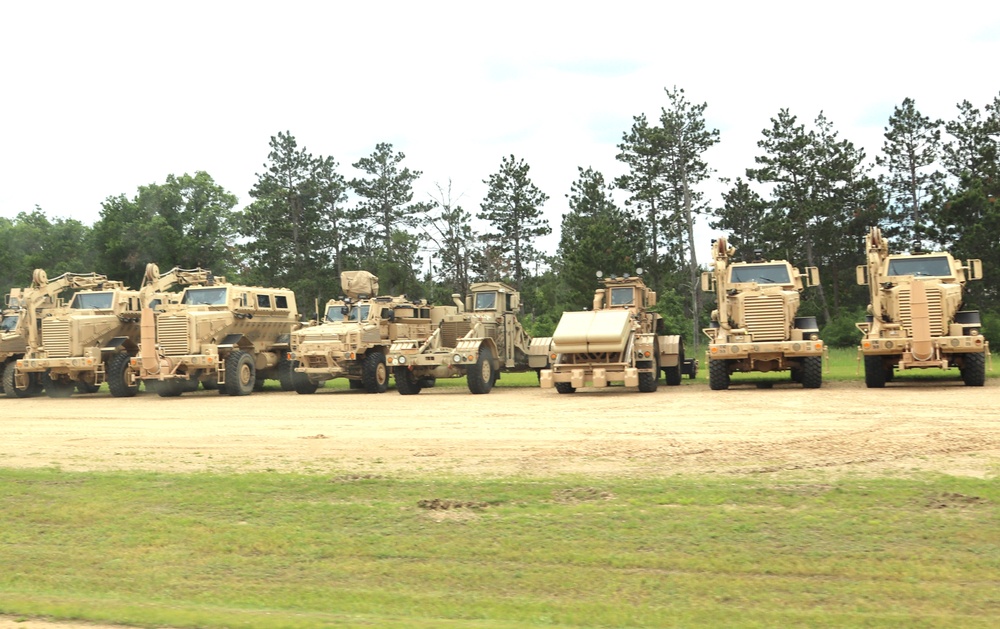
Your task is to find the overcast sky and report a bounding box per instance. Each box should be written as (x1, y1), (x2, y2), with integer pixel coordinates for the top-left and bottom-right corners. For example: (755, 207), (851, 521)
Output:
(2, 1), (998, 262)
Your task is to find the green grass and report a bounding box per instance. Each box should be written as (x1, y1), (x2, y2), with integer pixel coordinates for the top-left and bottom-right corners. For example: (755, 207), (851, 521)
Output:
(1, 469), (998, 628)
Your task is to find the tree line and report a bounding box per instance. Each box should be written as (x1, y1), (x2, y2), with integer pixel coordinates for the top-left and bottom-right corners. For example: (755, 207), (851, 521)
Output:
(2, 89), (998, 348)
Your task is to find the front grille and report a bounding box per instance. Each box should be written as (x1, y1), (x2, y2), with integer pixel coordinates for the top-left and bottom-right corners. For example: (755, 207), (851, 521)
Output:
(743, 295), (786, 342)
(157, 316), (190, 355)
(441, 321), (471, 348)
(42, 319), (71, 358)
(898, 287), (944, 336)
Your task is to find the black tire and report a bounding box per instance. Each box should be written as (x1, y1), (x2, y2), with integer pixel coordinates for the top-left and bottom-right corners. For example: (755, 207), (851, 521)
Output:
(790, 367), (802, 383)
(863, 355), (887, 388)
(348, 379), (365, 390)
(361, 352), (389, 393)
(467, 347), (496, 394)
(43, 371), (75, 398)
(253, 376), (266, 392)
(156, 380), (185, 397)
(664, 365), (682, 386)
(708, 359), (730, 391)
(3, 363), (36, 398)
(554, 381), (576, 394)
(801, 356), (823, 389)
(289, 360), (318, 394)
(638, 362), (658, 393)
(76, 380), (101, 394)
(182, 378), (200, 392)
(417, 377), (436, 389)
(961, 352), (986, 387)
(278, 358), (296, 391)
(107, 352), (138, 398)
(224, 350), (255, 396)
(202, 378), (219, 390)
(394, 367), (423, 395)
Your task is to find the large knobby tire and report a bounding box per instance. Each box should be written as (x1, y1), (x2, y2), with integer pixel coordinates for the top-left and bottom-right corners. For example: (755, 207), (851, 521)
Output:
(664, 365), (682, 386)
(277, 358), (296, 392)
(394, 367), (423, 395)
(225, 350), (256, 396)
(361, 352), (389, 393)
(289, 360), (318, 394)
(43, 371), (75, 398)
(107, 352), (138, 398)
(554, 381), (576, 394)
(961, 352), (986, 387)
(4, 365), (39, 398)
(348, 379), (365, 390)
(708, 359), (730, 391)
(801, 356), (823, 389)
(637, 360), (658, 393)
(863, 355), (887, 388)
(467, 347), (496, 394)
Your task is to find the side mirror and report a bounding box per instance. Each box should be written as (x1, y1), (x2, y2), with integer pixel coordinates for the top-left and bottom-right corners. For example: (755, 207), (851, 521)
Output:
(806, 266), (820, 287)
(856, 265), (868, 286)
(700, 272), (714, 293)
(966, 259), (983, 281)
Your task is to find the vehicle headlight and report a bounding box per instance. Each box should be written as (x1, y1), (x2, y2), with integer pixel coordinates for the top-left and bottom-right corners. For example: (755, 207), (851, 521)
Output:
(397, 355), (406, 365)
(453, 354), (463, 363)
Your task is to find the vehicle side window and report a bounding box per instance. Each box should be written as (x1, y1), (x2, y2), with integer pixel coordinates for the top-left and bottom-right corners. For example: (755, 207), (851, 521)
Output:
(275, 295), (288, 309)
(257, 294), (271, 308)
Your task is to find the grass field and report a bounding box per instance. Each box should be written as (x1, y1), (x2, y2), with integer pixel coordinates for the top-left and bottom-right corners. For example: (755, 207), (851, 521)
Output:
(1, 469), (998, 628)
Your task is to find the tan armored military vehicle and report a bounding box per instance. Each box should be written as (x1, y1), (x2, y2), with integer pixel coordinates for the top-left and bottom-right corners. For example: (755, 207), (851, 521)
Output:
(539, 270), (683, 393)
(13, 270), (139, 397)
(287, 270), (435, 394)
(856, 226), (987, 387)
(0, 288), (32, 395)
(132, 265), (300, 396)
(702, 237), (824, 390)
(387, 281), (550, 394)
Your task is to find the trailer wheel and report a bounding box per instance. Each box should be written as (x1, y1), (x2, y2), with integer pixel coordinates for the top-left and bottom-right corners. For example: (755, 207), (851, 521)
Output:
(394, 367), (423, 395)
(708, 359), (730, 390)
(76, 379), (101, 394)
(107, 352), (138, 398)
(225, 350), (256, 396)
(664, 365), (682, 386)
(555, 381), (576, 394)
(467, 347), (495, 394)
(801, 356), (822, 389)
(156, 380), (184, 397)
(961, 352), (986, 387)
(362, 351), (389, 393)
(418, 377), (436, 389)
(863, 355), (887, 388)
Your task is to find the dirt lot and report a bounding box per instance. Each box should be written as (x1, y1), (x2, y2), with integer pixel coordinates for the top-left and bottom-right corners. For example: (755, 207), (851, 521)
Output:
(2, 379), (998, 479)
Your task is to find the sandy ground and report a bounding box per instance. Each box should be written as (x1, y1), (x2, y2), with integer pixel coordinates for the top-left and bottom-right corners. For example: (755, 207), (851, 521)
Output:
(2, 378), (999, 629)
(1, 378), (998, 479)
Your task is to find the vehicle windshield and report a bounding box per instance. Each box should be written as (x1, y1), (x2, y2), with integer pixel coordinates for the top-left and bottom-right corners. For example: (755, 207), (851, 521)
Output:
(325, 305), (346, 322)
(474, 292), (497, 310)
(610, 287), (635, 306)
(1, 315), (18, 332)
(887, 256), (951, 277)
(730, 264), (791, 284)
(182, 287), (228, 306)
(346, 304), (371, 322)
(71, 292), (115, 309)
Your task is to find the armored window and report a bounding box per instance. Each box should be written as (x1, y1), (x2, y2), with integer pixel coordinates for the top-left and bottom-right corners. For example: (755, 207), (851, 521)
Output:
(610, 287), (634, 306)
(347, 305), (371, 321)
(887, 256), (951, 277)
(275, 295), (289, 309)
(0, 315), (18, 332)
(182, 287), (228, 306)
(70, 292), (115, 309)
(325, 305), (346, 322)
(730, 264), (791, 284)
(474, 292), (497, 310)
(257, 294), (271, 308)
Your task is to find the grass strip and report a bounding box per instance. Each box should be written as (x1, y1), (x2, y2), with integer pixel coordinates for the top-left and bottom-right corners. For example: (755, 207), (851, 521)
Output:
(1, 469), (998, 628)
